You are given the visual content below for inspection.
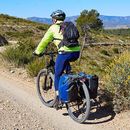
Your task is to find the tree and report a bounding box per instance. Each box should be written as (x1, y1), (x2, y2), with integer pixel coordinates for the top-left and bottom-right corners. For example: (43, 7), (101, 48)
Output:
(77, 9), (103, 63)
(76, 9), (103, 35)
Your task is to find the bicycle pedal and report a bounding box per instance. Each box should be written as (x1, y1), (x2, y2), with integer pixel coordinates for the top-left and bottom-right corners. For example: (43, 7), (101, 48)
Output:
(54, 105), (62, 110)
(43, 90), (47, 93)
(53, 102), (63, 110)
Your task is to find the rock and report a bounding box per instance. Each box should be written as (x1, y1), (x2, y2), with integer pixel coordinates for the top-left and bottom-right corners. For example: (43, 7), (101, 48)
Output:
(10, 70), (15, 73)
(0, 107), (4, 110)
(21, 125), (24, 129)
(26, 79), (31, 82)
(11, 108), (14, 111)
(6, 100), (10, 103)
(13, 110), (17, 114)
(0, 100), (3, 103)
(22, 113), (26, 117)
(0, 34), (8, 46)
(13, 123), (18, 127)
(14, 128), (19, 130)
(18, 115), (22, 119)
(18, 72), (22, 75)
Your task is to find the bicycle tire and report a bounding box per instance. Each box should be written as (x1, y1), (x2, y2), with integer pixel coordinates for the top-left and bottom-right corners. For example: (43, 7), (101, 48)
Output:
(66, 82), (90, 123)
(36, 69), (57, 107)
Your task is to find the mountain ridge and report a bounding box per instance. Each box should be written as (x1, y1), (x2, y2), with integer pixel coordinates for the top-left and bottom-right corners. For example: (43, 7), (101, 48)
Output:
(27, 15), (130, 29)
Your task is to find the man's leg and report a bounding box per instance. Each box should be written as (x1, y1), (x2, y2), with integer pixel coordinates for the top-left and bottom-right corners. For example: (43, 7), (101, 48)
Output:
(54, 54), (68, 109)
(54, 52), (80, 109)
(54, 52), (80, 92)
(64, 62), (71, 73)
(54, 54), (66, 93)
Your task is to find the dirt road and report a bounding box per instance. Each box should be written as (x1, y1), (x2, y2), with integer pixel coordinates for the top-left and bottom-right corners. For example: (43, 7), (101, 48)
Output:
(0, 67), (130, 130)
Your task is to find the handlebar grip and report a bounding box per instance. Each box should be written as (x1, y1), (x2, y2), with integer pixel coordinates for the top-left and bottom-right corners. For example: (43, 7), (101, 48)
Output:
(33, 52), (44, 57)
(33, 51), (57, 57)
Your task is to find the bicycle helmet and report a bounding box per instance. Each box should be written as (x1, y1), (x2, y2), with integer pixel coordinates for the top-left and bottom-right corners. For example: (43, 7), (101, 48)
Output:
(50, 10), (66, 20)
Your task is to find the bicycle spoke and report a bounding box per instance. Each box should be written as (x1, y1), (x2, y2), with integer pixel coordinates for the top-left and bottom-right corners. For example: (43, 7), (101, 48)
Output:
(66, 82), (90, 123)
(36, 69), (56, 107)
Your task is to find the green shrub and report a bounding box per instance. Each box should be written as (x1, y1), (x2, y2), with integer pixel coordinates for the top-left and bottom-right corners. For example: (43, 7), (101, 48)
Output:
(2, 47), (31, 66)
(26, 58), (45, 77)
(6, 30), (34, 39)
(112, 48), (119, 54)
(2, 39), (35, 67)
(104, 51), (130, 113)
(36, 25), (48, 30)
(100, 49), (110, 56)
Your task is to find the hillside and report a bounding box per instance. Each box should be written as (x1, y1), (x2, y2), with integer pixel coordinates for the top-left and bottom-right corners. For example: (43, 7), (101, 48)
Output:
(100, 15), (130, 29)
(0, 14), (49, 42)
(28, 15), (130, 29)
(1, 13), (130, 46)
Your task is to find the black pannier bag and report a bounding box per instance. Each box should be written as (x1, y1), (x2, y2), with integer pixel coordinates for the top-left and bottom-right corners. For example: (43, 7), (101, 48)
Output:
(78, 73), (99, 99)
(58, 73), (98, 103)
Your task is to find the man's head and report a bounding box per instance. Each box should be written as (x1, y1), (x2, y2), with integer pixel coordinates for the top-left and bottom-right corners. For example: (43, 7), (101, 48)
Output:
(50, 10), (66, 23)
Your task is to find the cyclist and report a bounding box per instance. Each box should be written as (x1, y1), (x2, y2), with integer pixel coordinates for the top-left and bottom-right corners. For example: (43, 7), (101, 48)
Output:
(34, 10), (80, 108)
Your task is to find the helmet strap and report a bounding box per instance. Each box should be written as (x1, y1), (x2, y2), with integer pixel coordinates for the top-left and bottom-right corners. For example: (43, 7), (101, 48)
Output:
(52, 18), (57, 24)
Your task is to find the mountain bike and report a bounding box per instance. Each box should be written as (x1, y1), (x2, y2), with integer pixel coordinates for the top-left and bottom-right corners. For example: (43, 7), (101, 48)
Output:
(36, 52), (91, 123)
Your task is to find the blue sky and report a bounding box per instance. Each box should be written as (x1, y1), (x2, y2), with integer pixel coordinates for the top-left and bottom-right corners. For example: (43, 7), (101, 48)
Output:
(0, 0), (130, 18)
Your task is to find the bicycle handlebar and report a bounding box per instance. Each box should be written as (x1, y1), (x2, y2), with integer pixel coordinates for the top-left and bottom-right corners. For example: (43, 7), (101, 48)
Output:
(43, 51), (58, 56)
(33, 51), (57, 57)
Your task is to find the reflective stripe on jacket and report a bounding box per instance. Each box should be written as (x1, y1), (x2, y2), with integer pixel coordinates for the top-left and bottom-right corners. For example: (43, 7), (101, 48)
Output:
(35, 20), (80, 54)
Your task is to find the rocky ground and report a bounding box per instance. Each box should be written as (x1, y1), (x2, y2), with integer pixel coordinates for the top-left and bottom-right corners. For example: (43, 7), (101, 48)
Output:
(0, 90), (55, 130)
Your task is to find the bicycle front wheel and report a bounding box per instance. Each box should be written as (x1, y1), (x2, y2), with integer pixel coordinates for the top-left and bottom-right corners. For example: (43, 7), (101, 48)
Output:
(66, 82), (90, 123)
(36, 69), (57, 107)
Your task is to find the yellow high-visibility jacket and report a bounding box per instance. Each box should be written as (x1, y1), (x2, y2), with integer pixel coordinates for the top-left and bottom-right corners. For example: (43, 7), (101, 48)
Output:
(35, 20), (80, 54)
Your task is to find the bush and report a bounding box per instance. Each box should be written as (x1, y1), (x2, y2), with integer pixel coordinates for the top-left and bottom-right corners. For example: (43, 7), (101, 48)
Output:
(2, 39), (35, 67)
(1, 36), (58, 77)
(100, 50), (110, 56)
(36, 25), (48, 30)
(104, 51), (130, 113)
(6, 30), (34, 39)
(26, 58), (45, 77)
(112, 48), (119, 54)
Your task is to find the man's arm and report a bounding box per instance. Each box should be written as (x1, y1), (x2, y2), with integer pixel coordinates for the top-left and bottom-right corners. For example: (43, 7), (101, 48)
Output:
(35, 27), (54, 54)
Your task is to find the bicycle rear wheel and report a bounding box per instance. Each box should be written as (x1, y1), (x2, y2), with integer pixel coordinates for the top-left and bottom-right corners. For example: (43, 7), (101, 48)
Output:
(66, 82), (90, 123)
(36, 69), (57, 107)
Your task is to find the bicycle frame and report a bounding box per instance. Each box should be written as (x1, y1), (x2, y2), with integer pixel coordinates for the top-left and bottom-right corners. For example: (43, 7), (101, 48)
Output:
(43, 52), (57, 82)
(44, 52), (55, 69)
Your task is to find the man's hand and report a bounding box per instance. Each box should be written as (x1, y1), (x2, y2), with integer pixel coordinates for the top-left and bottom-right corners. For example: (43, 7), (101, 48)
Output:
(33, 51), (38, 56)
(33, 51), (43, 57)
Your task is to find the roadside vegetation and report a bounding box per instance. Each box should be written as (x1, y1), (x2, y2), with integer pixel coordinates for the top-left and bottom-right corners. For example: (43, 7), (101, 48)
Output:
(104, 51), (130, 113)
(0, 12), (130, 113)
(0, 14), (49, 41)
(2, 39), (35, 67)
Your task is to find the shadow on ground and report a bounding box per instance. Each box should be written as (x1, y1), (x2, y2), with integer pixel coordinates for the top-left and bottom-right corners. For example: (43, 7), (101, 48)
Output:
(62, 104), (116, 124)
(84, 106), (116, 124)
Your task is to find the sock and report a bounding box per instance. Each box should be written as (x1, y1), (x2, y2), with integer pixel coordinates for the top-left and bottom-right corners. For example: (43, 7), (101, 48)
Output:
(56, 91), (59, 96)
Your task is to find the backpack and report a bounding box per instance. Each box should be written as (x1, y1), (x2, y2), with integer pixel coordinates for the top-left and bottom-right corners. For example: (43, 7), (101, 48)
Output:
(57, 21), (80, 48)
